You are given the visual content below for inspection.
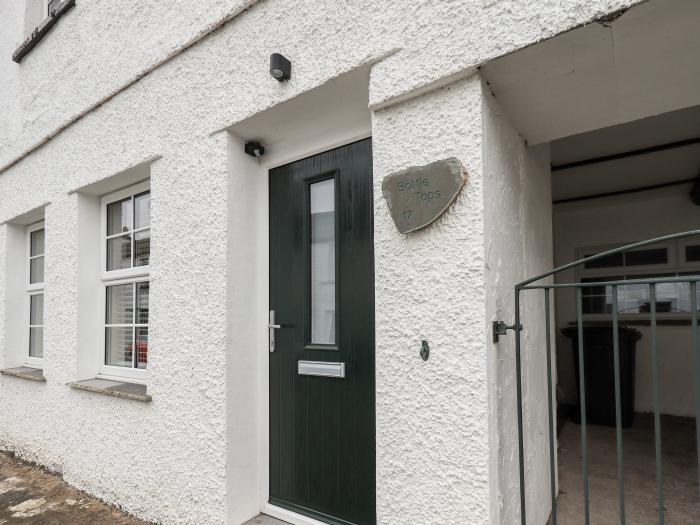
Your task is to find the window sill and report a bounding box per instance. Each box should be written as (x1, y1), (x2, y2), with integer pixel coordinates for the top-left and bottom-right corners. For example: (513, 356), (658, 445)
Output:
(69, 378), (151, 403)
(571, 319), (693, 327)
(0, 366), (46, 382)
(12, 0), (76, 63)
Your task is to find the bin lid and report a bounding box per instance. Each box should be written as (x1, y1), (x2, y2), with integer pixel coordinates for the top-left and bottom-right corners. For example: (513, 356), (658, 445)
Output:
(561, 325), (642, 341)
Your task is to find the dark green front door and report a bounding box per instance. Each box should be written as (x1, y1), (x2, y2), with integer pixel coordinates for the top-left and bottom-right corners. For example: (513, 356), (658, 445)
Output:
(269, 139), (375, 525)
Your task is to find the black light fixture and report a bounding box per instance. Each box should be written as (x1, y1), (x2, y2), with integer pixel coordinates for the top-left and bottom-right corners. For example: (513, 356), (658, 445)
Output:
(244, 141), (265, 158)
(270, 53), (291, 82)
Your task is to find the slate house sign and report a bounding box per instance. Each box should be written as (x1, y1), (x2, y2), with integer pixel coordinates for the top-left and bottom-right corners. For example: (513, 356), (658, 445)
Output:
(382, 157), (468, 233)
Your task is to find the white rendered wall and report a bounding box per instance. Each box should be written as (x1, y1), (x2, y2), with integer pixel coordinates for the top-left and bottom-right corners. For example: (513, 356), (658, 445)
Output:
(0, 0), (660, 524)
(373, 75), (491, 524)
(483, 90), (554, 525)
(0, 0), (648, 170)
(554, 185), (700, 417)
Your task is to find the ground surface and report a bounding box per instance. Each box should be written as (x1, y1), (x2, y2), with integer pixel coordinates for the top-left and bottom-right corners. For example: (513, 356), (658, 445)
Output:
(243, 515), (289, 525)
(0, 451), (149, 525)
(556, 413), (699, 524)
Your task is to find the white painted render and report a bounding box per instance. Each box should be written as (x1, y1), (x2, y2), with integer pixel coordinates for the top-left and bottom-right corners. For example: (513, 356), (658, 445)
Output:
(482, 0), (700, 145)
(554, 184), (700, 417)
(1, 0), (688, 524)
(483, 91), (553, 525)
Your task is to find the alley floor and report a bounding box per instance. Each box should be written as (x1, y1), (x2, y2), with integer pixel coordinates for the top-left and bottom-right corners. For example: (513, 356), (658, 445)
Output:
(0, 451), (149, 525)
(556, 414), (700, 523)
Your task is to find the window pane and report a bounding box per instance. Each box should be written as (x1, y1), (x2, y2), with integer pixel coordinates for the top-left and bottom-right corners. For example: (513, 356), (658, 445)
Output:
(625, 248), (667, 266)
(136, 282), (149, 324)
(30, 228), (45, 256)
(106, 284), (134, 324)
(30, 255), (44, 284)
(134, 192), (150, 229)
(30, 294), (44, 325)
(136, 327), (148, 369)
(107, 235), (132, 271)
(310, 178), (336, 344)
(105, 327), (134, 367)
(584, 252), (623, 269)
(686, 245), (700, 262)
(107, 198), (132, 235)
(619, 283), (648, 313)
(29, 327), (44, 358)
(654, 282), (682, 313)
(134, 230), (150, 267)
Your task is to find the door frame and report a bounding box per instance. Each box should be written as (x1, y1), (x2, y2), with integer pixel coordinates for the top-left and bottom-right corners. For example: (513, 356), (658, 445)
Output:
(255, 128), (372, 525)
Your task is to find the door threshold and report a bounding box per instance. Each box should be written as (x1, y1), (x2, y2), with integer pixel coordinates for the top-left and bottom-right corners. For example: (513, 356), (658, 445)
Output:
(263, 504), (330, 525)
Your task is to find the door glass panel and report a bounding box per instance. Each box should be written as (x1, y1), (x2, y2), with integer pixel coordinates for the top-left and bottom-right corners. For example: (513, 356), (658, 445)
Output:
(310, 178), (336, 344)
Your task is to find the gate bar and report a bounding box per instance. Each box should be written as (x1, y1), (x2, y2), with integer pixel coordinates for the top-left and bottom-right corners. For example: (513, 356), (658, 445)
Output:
(611, 286), (626, 524)
(650, 285), (664, 524)
(511, 230), (700, 524)
(516, 230), (700, 288)
(544, 289), (557, 525)
(514, 287), (527, 525)
(576, 288), (590, 524)
(692, 282), (700, 502)
(522, 275), (700, 290)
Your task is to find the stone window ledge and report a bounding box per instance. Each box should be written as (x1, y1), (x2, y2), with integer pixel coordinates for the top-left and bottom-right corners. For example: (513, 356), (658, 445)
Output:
(69, 378), (151, 403)
(0, 366), (46, 382)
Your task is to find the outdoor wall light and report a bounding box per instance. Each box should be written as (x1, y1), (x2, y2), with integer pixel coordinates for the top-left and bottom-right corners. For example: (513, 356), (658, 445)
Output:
(245, 141), (265, 158)
(270, 53), (291, 81)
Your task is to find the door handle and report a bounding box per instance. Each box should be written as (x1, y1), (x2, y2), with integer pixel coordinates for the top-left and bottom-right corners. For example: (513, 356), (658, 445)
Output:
(268, 310), (282, 353)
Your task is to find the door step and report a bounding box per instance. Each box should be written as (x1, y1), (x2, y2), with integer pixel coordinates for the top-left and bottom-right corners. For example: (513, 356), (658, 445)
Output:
(243, 515), (292, 525)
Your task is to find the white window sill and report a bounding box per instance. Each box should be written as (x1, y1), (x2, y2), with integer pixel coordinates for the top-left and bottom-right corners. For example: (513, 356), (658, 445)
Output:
(69, 378), (151, 402)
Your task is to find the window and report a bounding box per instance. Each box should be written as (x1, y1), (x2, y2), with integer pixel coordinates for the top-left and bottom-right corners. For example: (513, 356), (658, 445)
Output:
(46, 0), (62, 17)
(101, 182), (150, 378)
(14, 0), (76, 63)
(578, 240), (700, 317)
(310, 178), (336, 344)
(26, 222), (45, 365)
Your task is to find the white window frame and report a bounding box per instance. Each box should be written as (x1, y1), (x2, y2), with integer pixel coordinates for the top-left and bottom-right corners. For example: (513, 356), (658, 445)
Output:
(577, 239), (700, 320)
(25, 221), (45, 367)
(677, 237), (700, 270)
(99, 181), (150, 381)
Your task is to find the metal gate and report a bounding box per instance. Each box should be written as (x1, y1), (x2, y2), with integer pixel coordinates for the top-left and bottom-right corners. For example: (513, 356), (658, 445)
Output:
(497, 230), (700, 525)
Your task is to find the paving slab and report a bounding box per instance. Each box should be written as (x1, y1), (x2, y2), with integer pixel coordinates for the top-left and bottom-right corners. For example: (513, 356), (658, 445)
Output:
(0, 451), (150, 524)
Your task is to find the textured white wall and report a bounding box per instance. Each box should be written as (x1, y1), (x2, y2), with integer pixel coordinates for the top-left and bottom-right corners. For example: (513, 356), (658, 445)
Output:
(483, 90), (553, 525)
(0, 0), (655, 524)
(373, 76), (491, 523)
(0, 0), (647, 171)
(554, 185), (700, 417)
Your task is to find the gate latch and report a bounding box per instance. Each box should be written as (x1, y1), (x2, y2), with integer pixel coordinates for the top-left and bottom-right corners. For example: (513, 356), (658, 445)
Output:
(492, 321), (522, 343)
